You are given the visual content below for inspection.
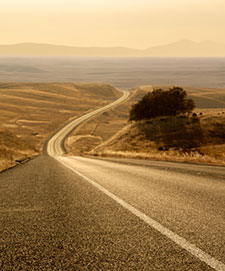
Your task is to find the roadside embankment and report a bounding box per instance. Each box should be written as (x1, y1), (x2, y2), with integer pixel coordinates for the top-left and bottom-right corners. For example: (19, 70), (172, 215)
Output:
(89, 112), (225, 165)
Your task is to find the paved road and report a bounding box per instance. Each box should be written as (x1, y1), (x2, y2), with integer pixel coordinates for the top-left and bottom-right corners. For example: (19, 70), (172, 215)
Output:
(59, 156), (225, 268)
(47, 90), (130, 156)
(1, 89), (225, 270)
(1, 155), (224, 270)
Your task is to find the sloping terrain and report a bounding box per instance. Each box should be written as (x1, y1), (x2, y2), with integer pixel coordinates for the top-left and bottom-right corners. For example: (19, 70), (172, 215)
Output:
(1, 40), (225, 56)
(152, 85), (225, 108)
(65, 87), (150, 155)
(1, 83), (224, 170)
(0, 82), (119, 171)
(90, 112), (225, 165)
(66, 85), (225, 165)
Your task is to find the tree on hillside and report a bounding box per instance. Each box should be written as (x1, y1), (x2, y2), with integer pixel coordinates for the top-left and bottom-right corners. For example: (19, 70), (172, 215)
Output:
(129, 87), (195, 121)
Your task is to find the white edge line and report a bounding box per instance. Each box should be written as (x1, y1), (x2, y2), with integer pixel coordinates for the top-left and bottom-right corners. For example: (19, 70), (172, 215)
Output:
(56, 156), (225, 271)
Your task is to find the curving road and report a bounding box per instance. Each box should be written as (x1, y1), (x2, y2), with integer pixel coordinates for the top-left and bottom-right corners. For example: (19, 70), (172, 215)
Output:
(47, 90), (130, 156)
(1, 89), (225, 270)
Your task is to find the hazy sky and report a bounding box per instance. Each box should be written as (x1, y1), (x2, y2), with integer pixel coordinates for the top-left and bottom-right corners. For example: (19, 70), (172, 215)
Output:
(1, 0), (225, 48)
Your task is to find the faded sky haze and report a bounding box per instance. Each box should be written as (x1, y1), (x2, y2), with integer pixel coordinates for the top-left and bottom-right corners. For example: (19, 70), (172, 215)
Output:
(1, 0), (225, 48)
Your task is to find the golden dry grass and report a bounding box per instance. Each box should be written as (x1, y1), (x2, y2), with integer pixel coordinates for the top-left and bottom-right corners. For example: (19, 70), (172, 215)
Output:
(0, 82), (119, 171)
(89, 113), (225, 165)
(73, 85), (225, 166)
(1, 82), (225, 170)
(90, 150), (225, 166)
(65, 87), (148, 154)
(0, 130), (38, 171)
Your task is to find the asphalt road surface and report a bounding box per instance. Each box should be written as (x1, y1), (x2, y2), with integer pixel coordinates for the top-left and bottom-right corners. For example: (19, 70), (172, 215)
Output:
(1, 90), (225, 270)
(47, 90), (130, 156)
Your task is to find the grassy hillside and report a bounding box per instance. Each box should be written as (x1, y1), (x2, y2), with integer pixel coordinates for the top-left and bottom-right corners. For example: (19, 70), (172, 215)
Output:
(1, 83), (225, 170)
(66, 85), (225, 165)
(152, 85), (225, 108)
(65, 87), (150, 155)
(90, 113), (225, 165)
(0, 82), (119, 171)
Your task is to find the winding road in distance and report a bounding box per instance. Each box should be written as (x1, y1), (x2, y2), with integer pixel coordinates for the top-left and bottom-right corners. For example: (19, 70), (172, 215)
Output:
(1, 90), (225, 270)
(47, 90), (130, 156)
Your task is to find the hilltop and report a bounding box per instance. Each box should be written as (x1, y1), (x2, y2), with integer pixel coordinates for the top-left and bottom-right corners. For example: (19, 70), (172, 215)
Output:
(1, 40), (225, 57)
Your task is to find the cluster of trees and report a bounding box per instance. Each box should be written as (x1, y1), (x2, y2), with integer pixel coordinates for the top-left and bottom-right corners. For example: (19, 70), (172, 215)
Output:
(129, 87), (195, 121)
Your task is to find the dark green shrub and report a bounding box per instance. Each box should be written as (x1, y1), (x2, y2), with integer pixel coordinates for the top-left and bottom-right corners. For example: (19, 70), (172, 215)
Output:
(129, 87), (195, 121)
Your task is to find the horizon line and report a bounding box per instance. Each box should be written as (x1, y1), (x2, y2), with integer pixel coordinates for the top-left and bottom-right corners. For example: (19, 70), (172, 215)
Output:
(1, 39), (225, 50)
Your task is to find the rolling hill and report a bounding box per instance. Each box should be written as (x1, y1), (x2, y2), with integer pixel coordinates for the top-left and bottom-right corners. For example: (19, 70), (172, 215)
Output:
(0, 40), (225, 56)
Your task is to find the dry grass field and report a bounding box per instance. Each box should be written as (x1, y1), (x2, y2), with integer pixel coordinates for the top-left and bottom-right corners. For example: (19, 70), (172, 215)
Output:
(0, 82), (120, 171)
(90, 113), (225, 165)
(66, 85), (225, 165)
(1, 82), (225, 171)
(65, 87), (149, 154)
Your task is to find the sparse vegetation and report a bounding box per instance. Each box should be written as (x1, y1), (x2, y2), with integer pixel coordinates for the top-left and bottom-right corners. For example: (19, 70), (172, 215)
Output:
(90, 150), (225, 165)
(90, 112), (225, 165)
(65, 87), (146, 155)
(1, 82), (225, 169)
(0, 130), (38, 171)
(87, 86), (225, 166)
(0, 82), (119, 172)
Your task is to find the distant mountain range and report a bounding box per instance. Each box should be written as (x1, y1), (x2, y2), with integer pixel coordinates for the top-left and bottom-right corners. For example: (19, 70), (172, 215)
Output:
(1, 40), (225, 57)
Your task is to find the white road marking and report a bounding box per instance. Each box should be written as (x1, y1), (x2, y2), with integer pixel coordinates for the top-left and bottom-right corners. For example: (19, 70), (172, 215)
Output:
(56, 156), (225, 271)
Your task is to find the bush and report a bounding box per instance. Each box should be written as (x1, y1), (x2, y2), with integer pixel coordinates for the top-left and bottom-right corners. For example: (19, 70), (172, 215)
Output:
(129, 87), (195, 121)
